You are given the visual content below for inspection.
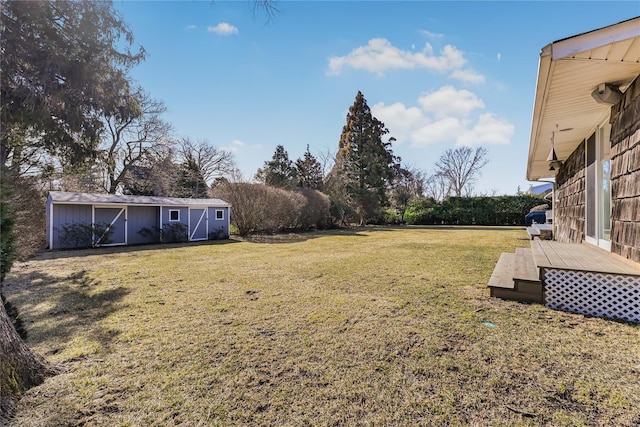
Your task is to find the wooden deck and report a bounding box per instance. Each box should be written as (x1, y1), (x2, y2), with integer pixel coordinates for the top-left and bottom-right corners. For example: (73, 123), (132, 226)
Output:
(488, 237), (640, 322)
(531, 240), (640, 276)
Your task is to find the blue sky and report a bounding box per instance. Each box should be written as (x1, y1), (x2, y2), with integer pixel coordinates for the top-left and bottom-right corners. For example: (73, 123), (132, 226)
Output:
(114, 1), (638, 195)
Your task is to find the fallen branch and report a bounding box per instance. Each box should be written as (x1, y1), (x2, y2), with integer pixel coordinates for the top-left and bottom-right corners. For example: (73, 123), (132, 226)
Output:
(506, 405), (536, 418)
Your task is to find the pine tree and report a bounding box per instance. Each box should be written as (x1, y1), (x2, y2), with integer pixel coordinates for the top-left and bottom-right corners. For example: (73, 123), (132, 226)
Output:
(295, 145), (323, 190)
(176, 156), (208, 198)
(256, 145), (297, 189)
(332, 91), (399, 225)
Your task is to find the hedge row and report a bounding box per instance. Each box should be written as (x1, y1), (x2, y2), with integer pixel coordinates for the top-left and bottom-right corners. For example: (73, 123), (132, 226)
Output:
(404, 195), (549, 226)
(211, 182), (331, 236)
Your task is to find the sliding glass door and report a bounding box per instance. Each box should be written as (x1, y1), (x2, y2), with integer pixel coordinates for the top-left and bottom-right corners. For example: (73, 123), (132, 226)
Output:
(585, 121), (611, 250)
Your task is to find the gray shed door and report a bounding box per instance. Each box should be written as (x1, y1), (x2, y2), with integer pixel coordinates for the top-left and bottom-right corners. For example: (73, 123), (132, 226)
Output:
(94, 207), (126, 246)
(189, 208), (207, 241)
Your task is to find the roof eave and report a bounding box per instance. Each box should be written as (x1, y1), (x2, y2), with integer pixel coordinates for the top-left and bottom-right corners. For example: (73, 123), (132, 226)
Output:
(526, 17), (640, 182)
(526, 44), (553, 182)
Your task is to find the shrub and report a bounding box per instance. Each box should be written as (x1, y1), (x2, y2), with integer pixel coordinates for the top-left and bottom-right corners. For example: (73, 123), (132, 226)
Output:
(212, 181), (332, 235)
(405, 195), (548, 226)
(137, 226), (162, 243)
(404, 197), (440, 225)
(381, 209), (402, 225)
(297, 188), (331, 230)
(208, 227), (228, 240)
(58, 222), (113, 248)
(161, 223), (188, 243)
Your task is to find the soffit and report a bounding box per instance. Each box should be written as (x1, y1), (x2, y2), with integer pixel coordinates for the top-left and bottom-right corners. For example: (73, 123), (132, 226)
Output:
(527, 17), (640, 181)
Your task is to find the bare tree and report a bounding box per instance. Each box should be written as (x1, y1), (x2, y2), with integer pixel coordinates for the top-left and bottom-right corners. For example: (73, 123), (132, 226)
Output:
(434, 146), (488, 198)
(390, 165), (426, 222)
(316, 146), (337, 178)
(424, 173), (452, 202)
(100, 88), (173, 194)
(177, 138), (235, 186)
(122, 146), (179, 196)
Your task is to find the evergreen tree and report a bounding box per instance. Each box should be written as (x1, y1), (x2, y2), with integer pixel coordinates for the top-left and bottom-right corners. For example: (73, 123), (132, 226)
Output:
(1, 1), (144, 171)
(295, 145), (323, 190)
(331, 91), (399, 225)
(0, 170), (16, 282)
(256, 145), (297, 189)
(1, 1), (141, 416)
(176, 156), (208, 198)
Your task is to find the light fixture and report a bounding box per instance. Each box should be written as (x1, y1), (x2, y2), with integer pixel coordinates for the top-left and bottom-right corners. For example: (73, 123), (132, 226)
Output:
(591, 83), (623, 105)
(547, 126), (563, 172)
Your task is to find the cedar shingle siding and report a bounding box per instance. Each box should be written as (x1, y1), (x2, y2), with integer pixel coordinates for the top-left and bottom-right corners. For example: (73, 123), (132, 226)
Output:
(555, 142), (586, 244)
(610, 75), (640, 263)
(553, 74), (640, 264)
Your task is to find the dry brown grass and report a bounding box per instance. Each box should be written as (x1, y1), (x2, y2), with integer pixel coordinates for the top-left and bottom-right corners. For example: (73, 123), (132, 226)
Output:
(3, 226), (640, 426)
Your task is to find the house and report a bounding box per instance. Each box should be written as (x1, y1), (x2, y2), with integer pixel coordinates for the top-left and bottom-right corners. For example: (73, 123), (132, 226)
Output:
(46, 192), (231, 249)
(488, 17), (640, 322)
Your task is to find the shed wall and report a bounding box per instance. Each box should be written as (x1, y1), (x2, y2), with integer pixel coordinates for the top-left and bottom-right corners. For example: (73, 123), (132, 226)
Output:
(161, 206), (188, 227)
(208, 207), (230, 239)
(128, 206), (160, 245)
(51, 204), (92, 249)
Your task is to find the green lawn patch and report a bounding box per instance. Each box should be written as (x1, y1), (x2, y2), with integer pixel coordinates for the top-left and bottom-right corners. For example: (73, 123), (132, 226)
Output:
(3, 227), (640, 426)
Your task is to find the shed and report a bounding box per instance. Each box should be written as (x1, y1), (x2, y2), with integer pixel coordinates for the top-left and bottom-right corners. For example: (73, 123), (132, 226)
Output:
(46, 192), (231, 249)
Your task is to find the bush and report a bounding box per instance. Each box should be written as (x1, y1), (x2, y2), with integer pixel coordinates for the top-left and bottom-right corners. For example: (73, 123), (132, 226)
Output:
(58, 222), (113, 248)
(137, 226), (162, 243)
(208, 227), (228, 240)
(405, 195), (548, 226)
(381, 209), (402, 225)
(404, 198), (441, 225)
(3, 172), (46, 259)
(161, 223), (188, 243)
(212, 181), (332, 236)
(297, 189), (331, 230)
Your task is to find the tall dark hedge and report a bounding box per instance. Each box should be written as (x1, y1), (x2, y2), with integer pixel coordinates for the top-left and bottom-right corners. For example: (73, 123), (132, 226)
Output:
(404, 195), (548, 226)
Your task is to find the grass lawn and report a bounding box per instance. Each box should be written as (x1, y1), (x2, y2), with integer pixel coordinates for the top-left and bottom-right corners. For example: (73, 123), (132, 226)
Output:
(3, 226), (640, 426)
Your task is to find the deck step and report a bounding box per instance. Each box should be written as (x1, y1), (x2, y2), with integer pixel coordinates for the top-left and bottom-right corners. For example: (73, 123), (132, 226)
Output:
(488, 250), (543, 304)
(514, 248), (540, 282)
(490, 287), (543, 304)
(488, 253), (516, 289)
(526, 227), (541, 240)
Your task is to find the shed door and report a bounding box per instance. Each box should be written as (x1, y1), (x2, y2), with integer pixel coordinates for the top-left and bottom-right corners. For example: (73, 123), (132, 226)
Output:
(189, 208), (207, 241)
(94, 207), (126, 246)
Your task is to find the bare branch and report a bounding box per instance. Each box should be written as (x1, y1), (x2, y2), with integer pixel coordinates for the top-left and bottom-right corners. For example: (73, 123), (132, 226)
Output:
(434, 146), (488, 198)
(177, 137), (236, 185)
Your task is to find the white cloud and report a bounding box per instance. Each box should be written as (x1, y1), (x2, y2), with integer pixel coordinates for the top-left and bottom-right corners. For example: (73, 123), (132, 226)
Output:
(456, 113), (514, 146)
(185, 24), (197, 31)
(220, 139), (246, 154)
(450, 68), (486, 84)
(418, 86), (484, 118)
(497, 53), (502, 61)
(372, 87), (513, 147)
(327, 39), (466, 77)
(372, 102), (429, 144)
(208, 22), (239, 36)
(419, 29), (445, 39)
(411, 117), (464, 146)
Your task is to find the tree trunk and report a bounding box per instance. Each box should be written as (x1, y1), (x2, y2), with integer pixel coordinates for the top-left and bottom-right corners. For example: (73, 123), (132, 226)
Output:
(0, 296), (56, 420)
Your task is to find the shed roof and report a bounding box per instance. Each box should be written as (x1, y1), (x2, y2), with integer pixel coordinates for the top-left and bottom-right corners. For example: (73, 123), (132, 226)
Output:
(527, 16), (640, 181)
(48, 191), (231, 207)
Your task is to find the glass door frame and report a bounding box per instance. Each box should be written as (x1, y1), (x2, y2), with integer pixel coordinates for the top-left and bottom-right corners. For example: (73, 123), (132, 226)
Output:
(584, 119), (612, 251)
